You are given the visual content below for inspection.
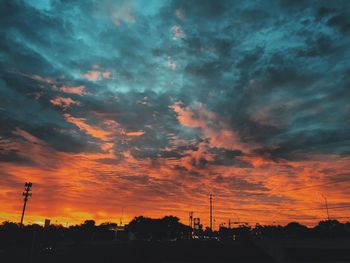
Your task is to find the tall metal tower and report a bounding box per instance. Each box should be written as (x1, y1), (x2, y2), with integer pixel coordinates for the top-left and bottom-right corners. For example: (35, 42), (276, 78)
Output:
(20, 182), (32, 227)
(209, 193), (213, 231)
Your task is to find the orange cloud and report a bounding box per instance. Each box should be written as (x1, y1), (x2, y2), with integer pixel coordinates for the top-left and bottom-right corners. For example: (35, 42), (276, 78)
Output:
(50, 97), (80, 109)
(52, 85), (86, 96)
(13, 128), (43, 145)
(30, 75), (54, 84)
(83, 70), (112, 81)
(126, 131), (144, 137)
(83, 70), (101, 81)
(172, 102), (253, 153)
(1, 124), (350, 228)
(102, 71), (111, 78)
(63, 114), (112, 141)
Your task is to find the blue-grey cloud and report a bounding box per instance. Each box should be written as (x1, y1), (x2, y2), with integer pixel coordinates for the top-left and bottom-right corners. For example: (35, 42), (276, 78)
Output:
(1, 0), (349, 163)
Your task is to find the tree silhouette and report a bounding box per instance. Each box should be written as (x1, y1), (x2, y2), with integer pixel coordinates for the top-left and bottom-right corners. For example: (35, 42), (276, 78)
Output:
(125, 216), (190, 241)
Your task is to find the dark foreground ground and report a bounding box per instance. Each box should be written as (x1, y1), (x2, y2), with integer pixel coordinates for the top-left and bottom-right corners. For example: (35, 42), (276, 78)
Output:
(2, 238), (350, 263)
(1, 240), (273, 263)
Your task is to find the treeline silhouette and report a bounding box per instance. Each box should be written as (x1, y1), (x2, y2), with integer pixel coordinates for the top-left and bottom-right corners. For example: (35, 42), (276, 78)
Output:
(1, 217), (350, 248)
(1, 217), (350, 263)
(252, 220), (350, 238)
(127, 216), (191, 240)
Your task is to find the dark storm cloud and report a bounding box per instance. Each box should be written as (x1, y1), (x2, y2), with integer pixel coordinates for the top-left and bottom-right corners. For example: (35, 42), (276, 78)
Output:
(327, 11), (350, 35)
(163, 0), (350, 160)
(214, 175), (269, 192)
(0, 0), (349, 166)
(324, 173), (350, 184)
(207, 148), (252, 168)
(0, 171), (22, 189)
(0, 75), (100, 154)
(0, 148), (36, 166)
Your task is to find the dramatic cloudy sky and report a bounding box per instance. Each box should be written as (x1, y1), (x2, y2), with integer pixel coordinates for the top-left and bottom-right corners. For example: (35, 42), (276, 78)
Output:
(1, 0), (350, 226)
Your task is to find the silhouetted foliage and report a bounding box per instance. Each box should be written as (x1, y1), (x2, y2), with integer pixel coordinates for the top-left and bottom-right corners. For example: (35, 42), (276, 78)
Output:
(68, 219), (118, 243)
(1, 218), (350, 252)
(219, 226), (234, 240)
(1, 218), (350, 263)
(125, 216), (191, 241)
(284, 222), (309, 237)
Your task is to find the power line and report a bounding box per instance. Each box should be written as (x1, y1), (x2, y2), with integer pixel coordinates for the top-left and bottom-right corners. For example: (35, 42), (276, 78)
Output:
(271, 179), (350, 193)
(262, 216), (350, 221)
(321, 194), (330, 220)
(228, 204), (350, 213)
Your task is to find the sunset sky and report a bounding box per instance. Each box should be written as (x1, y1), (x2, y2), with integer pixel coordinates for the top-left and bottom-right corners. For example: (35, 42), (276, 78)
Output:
(1, 0), (350, 228)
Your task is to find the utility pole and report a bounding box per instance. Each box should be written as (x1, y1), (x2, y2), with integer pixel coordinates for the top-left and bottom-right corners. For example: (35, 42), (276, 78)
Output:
(120, 207), (124, 226)
(209, 193), (213, 231)
(189, 211), (193, 228)
(20, 182), (32, 227)
(323, 195), (330, 220)
(189, 211), (193, 239)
